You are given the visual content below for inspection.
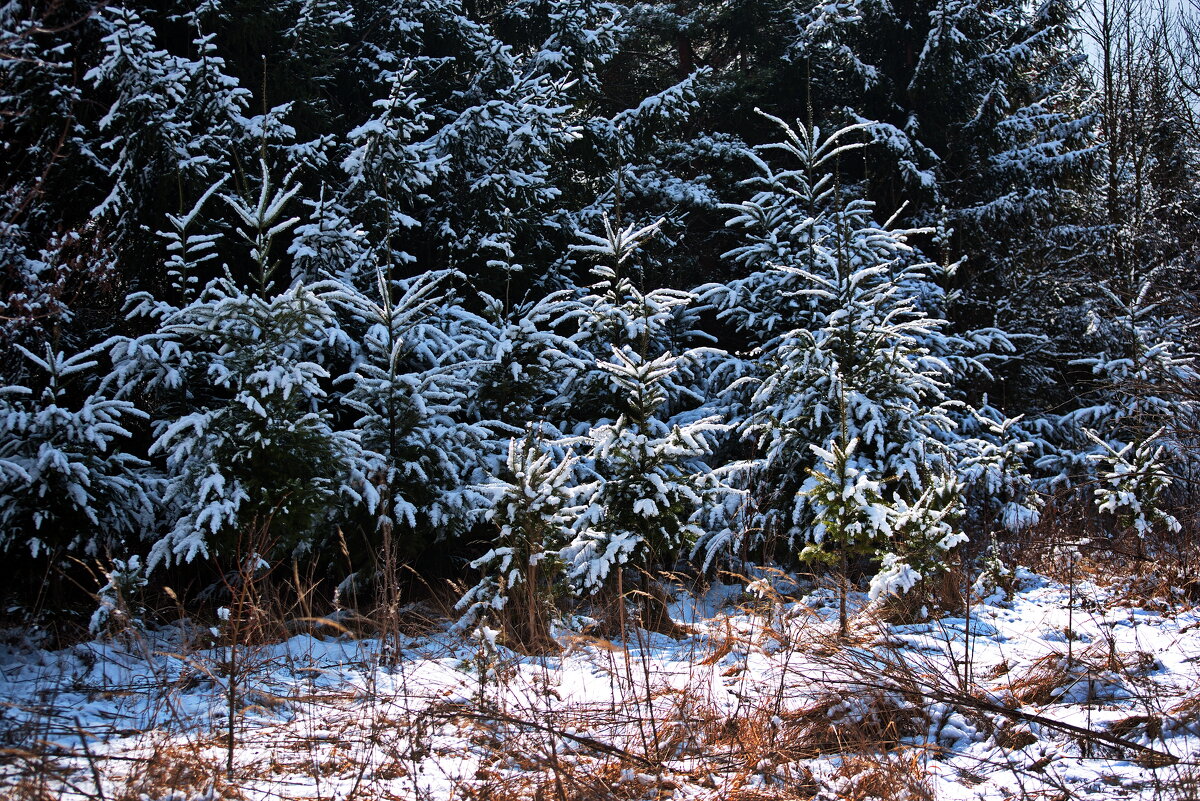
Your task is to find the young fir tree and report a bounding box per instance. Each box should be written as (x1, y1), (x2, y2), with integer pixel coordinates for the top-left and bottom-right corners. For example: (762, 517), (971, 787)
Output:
(0, 343), (157, 560)
(456, 432), (583, 653)
(1049, 269), (1198, 539)
(108, 281), (356, 568)
(561, 216), (724, 634)
(701, 112), (991, 618)
(0, 0), (111, 351)
(330, 269), (491, 561)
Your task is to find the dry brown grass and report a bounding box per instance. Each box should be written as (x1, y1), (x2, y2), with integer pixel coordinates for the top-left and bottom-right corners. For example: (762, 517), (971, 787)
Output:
(1002, 494), (1200, 613)
(782, 690), (928, 758)
(2, 750), (74, 801)
(829, 751), (936, 801)
(456, 753), (679, 801)
(1006, 642), (1154, 706)
(113, 739), (228, 801)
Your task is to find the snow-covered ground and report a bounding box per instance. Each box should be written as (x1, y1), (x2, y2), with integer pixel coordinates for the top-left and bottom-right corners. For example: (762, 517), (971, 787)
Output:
(3, 569), (1199, 800)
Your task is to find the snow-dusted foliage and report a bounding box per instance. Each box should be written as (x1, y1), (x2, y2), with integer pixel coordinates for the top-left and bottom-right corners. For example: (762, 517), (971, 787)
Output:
(564, 347), (724, 596)
(569, 215), (707, 419)
(470, 289), (585, 436)
(109, 281), (355, 567)
(89, 555), (148, 635)
(702, 116), (873, 341)
(221, 158), (304, 294)
(799, 438), (894, 566)
(159, 177), (228, 304)
(328, 64), (440, 284)
(455, 433), (582, 648)
(0, 2), (103, 350)
(85, 5), (251, 237)
(423, 0), (624, 285)
(4, 0), (1196, 633)
(0, 344), (156, 558)
(1046, 267), (1199, 533)
(1089, 432), (1181, 536)
(0, 227), (98, 351)
(699, 113), (995, 593)
(956, 402), (1045, 534)
(331, 270), (490, 551)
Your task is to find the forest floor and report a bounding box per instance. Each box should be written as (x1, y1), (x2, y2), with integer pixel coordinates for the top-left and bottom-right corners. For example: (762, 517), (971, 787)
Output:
(3, 565), (1200, 800)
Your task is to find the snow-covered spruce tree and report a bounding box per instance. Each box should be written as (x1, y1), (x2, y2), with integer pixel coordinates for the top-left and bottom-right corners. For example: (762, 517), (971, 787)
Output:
(0, 1), (111, 352)
(956, 401), (1046, 535)
(0, 344), (156, 561)
(798, 438), (957, 634)
(108, 281), (356, 568)
(569, 215), (707, 423)
(700, 113), (986, 608)
(456, 432), (582, 653)
(330, 269), (490, 562)
(320, 63), (442, 286)
(221, 156), (304, 295)
(1048, 269), (1199, 540)
(84, 4), (252, 247)
(564, 347), (724, 634)
(788, 0), (1098, 299)
(555, 212), (718, 627)
(469, 289), (586, 438)
(159, 177), (229, 305)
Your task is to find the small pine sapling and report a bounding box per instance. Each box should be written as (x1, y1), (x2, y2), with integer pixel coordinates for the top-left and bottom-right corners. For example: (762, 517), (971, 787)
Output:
(0, 343), (156, 560)
(564, 348), (723, 635)
(562, 212), (722, 634)
(799, 437), (893, 636)
(456, 433), (582, 653)
(870, 469), (968, 614)
(1058, 268), (1198, 542)
(89, 555), (148, 637)
(1088, 429), (1181, 538)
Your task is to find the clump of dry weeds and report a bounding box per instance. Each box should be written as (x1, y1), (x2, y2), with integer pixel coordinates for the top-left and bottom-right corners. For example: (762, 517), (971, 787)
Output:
(1006, 642), (1154, 706)
(114, 738), (226, 801)
(826, 751), (936, 801)
(783, 691), (927, 758)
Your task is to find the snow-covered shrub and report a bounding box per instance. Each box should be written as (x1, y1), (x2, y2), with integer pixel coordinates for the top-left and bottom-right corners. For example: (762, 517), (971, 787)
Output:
(799, 438), (893, 570)
(456, 433), (582, 651)
(564, 347), (724, 631)
(109, 280), (356, 567)
(331, 269), (490, 556)
(323, 63), (440, 285)
(972, 533), (1014, 605)
(0, 344), (156, 559)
